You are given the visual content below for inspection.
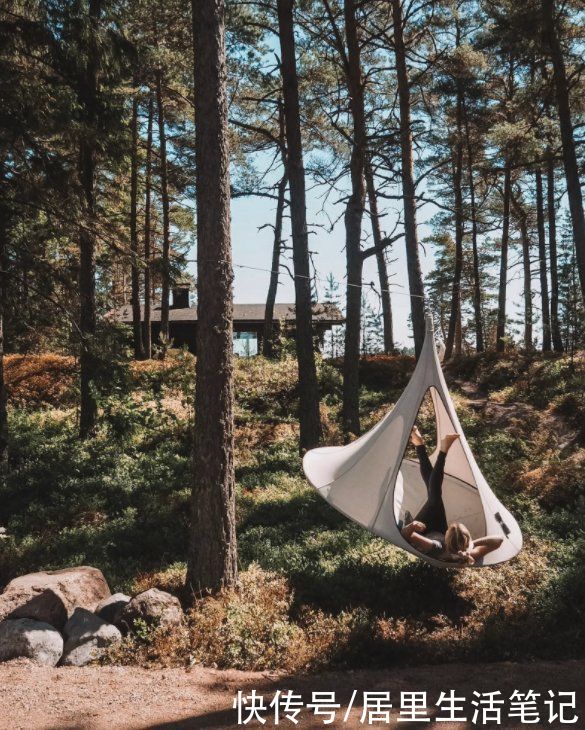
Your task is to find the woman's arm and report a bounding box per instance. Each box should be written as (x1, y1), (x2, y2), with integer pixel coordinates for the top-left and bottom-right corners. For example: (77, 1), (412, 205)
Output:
(401, 521), (441, 554)
(469, 535), (503, 560)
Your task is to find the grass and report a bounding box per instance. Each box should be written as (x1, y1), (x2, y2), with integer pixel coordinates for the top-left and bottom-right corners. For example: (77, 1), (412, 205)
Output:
(1, 349), (584, 670)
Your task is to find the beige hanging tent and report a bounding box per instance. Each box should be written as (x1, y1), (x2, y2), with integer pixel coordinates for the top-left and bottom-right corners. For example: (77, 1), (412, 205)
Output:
(303, 314), (522, 567)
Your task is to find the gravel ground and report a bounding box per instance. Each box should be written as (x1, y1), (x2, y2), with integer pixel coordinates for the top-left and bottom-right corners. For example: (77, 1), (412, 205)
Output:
(0, 659), (583, 729)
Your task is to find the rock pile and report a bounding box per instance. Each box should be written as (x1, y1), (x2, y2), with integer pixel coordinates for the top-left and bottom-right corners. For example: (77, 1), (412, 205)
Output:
(0, 567), (184, 667)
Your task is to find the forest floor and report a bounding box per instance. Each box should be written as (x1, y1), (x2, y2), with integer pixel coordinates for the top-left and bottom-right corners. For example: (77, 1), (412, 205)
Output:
(0, 658), (584, 729)
(1, 351), (584, 682)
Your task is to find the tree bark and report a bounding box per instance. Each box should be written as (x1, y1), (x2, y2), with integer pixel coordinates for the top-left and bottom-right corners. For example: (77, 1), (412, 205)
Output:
(339, 0), (367, 437)
(445, 78), (464, 361)
(277, 0), (321, 450)
(0, 162), (8, 466)
(156, 70), (171, 345)
(78, 0), (101, 438)
(496, 163), (511, 352)
(365, 160), (394, 353)
(187, 0), (238, 594)
(263, 171), (287, 359)
(391, 0), (425, 356)
(263, 101), (287, 359)
(130, 87), (145, 360)
(547, 155), (563, 352)
(143, 92), (154, 359)
(515, 201), (533, 351)
(542, 0), (585, 303)
(464, 110), (483, 352)
(535, 169), (551, 351)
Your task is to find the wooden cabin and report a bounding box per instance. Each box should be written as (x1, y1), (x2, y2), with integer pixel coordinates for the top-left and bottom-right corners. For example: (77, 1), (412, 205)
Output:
(113, 285), (344, 356)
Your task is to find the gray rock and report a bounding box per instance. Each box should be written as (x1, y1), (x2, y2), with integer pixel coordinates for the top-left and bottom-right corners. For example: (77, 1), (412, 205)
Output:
(60, 607), (121, 667)
(61, 608), (122, 667)
(61, 640), (101, 667)
(0, 566), (111, 630)
(95, 592), (130, 625)
(120, 588), (183, 631)
(0, 618), (63, 666)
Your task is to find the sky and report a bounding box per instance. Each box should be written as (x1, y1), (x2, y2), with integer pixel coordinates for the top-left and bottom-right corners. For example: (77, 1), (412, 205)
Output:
(215, 180), (532, 351)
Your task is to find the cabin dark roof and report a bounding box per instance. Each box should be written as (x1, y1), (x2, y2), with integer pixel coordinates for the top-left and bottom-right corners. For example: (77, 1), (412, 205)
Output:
(112, 302), (344, 324)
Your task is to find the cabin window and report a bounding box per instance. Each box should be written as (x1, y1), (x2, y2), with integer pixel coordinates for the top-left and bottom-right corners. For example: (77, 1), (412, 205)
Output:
(233, 331), (258, 357)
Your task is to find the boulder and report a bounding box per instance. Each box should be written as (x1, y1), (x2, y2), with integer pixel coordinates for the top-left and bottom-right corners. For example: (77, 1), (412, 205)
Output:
(95, 592), (130, 625)
(60, 607), (121, 667)
(0, 588), (67, 630)
(120, 588), (183, 631)
(61, 641), (103, 667)
(0, 567), (111, 630)
(0, 618), (63, 666)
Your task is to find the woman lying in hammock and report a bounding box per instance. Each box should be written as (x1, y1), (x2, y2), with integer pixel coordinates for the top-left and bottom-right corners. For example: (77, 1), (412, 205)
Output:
(401, 427), (503, 565)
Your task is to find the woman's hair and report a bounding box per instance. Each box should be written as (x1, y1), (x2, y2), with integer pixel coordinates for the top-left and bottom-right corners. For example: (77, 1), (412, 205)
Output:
(445, 522), (472, 561)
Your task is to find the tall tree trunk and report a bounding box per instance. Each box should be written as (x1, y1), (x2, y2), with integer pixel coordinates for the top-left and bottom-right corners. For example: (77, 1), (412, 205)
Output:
(535, 169), (552, 351)
(517, 206), (533, 351)
(263, 101), (287, 359)
(130, 87), (145, 360)
(391, 0), (425, 356)
(547, 154), (563, 352)
(464, 111), (483, 352)
(0, 162), (8, 466)
(143, 92), (154, 359)
(78, 0), (101, 438)
(340, 0), (367, 437)
(445, 78), (464, 360)
(365, 160), (394, 353)
(455, 307), (462, 356)
(187, 0), (237, 594)
(542, 0), (585, 303)
(156, 70), (171, 344)
(263, 171), (287, 358)
(496, 163), (511, 352)
(277, 0), (321, 450)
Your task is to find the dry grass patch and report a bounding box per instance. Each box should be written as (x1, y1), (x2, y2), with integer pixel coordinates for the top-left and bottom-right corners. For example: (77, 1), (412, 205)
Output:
(517, 450), (585, 509)
(5, 354), (77, 407)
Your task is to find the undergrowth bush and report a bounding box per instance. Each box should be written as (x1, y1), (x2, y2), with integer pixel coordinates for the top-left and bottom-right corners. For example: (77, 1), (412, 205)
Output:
(5, 354), (77, 408)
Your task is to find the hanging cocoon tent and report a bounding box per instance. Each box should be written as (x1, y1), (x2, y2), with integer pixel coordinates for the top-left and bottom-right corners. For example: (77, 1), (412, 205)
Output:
(303, 314), (522, 567)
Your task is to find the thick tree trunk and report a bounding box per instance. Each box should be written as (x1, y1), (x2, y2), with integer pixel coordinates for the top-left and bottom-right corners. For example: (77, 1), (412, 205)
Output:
(391, 0), (425, 356)
(143, 93), (154, 359)
(542, 0), (585, 303)
(496, 164), (511, 352)
(547, 155), (563, 352)
(187, 0), (238, 594)
(340, 0), (367, 437)
(445, 81), (464, 360)
(0, 163), (8, 465)
(365, 160), (394, 353)
(277, 0), (321, 450)
(156, 71), (171, 344)
(130, 88), (145, 360)
(263, 171), (287, 358)
(535, 169), (552, 351)
(78, 0), (101, 438)
(465, 112), (483, 352)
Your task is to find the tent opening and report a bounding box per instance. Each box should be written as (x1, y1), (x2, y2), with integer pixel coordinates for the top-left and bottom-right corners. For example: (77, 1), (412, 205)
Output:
(394, 386), (487, 561)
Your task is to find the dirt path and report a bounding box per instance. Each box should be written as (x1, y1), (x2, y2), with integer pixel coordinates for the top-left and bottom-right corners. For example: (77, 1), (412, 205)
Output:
(0, 659), (583, 729)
